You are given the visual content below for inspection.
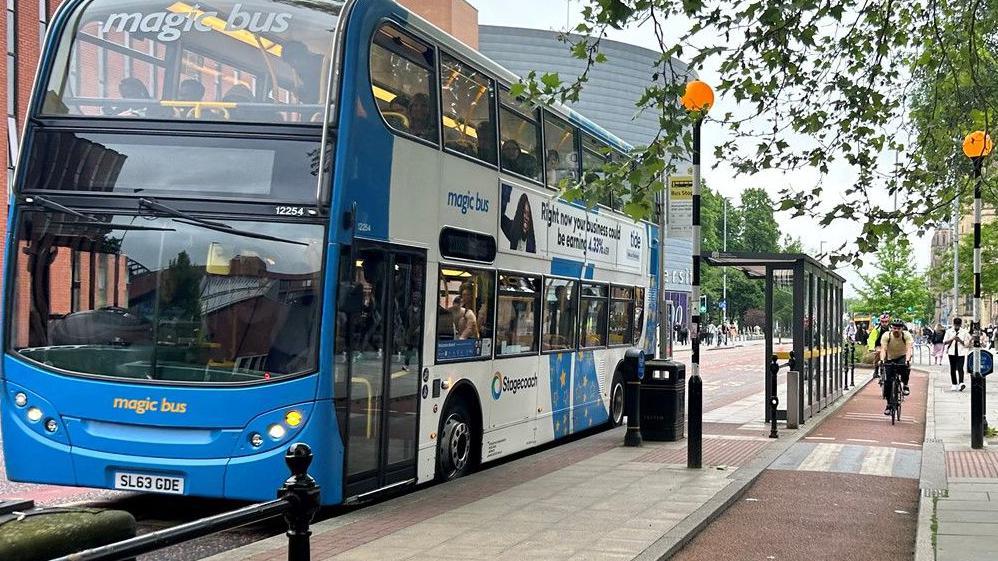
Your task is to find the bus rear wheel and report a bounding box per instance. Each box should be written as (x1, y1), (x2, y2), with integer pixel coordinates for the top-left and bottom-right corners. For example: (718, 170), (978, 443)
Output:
(609, 373), (625, 427)
(437, 401), (476, 481)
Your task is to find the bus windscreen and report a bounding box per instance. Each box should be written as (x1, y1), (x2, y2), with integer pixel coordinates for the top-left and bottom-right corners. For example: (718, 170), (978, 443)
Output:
(41, 0), (343, 124)
(9, 211), (325, 384)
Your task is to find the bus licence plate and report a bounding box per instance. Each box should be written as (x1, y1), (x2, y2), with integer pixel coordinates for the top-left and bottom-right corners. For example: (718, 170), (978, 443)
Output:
(114, 472), (185, 495)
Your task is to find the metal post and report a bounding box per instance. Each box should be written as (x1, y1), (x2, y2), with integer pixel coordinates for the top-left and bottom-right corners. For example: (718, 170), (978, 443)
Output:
(769, 355), (779, 438)
(953, 192), (960, 324)
(280, 443), (321, 561)
(689, 116), (703, 469)
(658, 179), (669, 360)
(764, 266), (774, 421)
(971, 156), (985, 448)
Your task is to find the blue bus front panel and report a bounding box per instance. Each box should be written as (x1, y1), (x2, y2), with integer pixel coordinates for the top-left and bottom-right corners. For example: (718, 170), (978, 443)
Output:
(2, 356), (344, 503)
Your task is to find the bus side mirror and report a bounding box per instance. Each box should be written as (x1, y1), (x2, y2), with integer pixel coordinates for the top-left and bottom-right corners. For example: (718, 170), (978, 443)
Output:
(337, 282), (365, 314)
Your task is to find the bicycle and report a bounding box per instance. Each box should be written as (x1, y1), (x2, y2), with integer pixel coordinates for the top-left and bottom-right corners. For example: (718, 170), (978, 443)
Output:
(883, 361), (906, 425)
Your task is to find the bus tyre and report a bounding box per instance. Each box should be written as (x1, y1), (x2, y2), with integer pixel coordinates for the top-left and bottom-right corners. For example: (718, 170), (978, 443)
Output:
(609, 373), (625, 427)
(437, 401), (476, 481)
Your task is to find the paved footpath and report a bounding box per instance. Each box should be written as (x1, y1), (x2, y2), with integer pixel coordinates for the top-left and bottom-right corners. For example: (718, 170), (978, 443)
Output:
(914, 364), (998, 561)
(672, 369), (926, 561)
(205, 363), (856, 561)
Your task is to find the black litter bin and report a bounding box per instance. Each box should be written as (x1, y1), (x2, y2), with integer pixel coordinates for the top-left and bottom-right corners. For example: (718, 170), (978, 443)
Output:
(640, 359), (686, 441)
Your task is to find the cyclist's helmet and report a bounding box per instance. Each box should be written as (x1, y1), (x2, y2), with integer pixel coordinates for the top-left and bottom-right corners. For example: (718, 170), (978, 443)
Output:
(890, 318), (905, 328)
(880, 313), (891, 322)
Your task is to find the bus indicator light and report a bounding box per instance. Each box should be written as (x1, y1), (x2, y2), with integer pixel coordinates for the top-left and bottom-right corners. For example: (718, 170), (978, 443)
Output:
(14, 393), (27, 407)
(285, 410), (303, 427)
(27, 407), (43, 422)
(45, 419), (58, 433)
(250, 433), (264, 447)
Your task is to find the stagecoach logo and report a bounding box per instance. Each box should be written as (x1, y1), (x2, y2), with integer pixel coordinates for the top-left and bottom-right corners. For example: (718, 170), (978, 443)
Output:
(490, 372), (538, 400)
(112, 397), (188, 414)
(103, 4), (292, 43)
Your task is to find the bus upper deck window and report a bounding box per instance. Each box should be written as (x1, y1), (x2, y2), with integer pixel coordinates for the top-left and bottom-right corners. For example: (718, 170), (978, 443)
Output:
(42, 0), (343, 124)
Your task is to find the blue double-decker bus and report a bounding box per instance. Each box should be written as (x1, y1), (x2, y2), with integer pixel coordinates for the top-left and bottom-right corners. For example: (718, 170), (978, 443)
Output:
(2, 0), (659, 504)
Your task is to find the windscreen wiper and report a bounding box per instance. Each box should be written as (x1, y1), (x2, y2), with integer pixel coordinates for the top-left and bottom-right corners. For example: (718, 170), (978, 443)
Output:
(27, 196), (175, 231)
(139, 198), (308, 246)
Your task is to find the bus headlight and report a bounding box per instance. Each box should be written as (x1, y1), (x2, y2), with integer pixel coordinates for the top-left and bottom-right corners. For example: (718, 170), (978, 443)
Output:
(284, 410), (303, 427)
(268, 424), (286, 440)
(249, 433), (264, 447)
(45, 419), (58, 433)
(14, 393), (28, 407)
(27, 407), (43, 422)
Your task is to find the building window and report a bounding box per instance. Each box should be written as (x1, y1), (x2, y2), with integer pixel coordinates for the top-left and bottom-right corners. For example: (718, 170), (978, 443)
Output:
(436, 267), (494, 361)
(543, 114), (579, 189)
(495, 273), (540, 356)
(609, 285), (634, 346)
(579, 282), (608, 348)
(542, 278), (577, 352)
(440, 53), (497, 164)
(371, 25), (438, 143)
(498, 89), (542, 182)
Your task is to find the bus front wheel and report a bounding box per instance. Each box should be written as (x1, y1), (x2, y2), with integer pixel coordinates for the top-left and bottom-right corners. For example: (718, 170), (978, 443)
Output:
(437, 401), (476, 480)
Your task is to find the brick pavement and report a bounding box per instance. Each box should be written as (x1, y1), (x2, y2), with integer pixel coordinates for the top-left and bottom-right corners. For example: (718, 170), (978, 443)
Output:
(915, 364), (998, 561)
(205, 369), (859, 561)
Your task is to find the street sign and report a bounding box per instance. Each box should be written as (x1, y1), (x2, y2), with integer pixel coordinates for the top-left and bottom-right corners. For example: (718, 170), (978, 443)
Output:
(718, 299), (727, 310)
(967, 350), (994, 377)
(667, 176), (693, 239)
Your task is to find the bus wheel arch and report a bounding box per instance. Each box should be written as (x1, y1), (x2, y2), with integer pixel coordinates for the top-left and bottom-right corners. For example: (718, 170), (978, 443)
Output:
(436, 381), (482, 481)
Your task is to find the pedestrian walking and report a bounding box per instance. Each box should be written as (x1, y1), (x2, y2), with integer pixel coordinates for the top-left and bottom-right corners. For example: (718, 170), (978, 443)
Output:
(931, 323), (946, 365)
(944, 318), (970, 391)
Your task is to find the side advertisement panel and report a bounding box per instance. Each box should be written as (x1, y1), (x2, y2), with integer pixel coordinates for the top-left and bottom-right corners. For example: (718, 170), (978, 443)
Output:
(498, 181), (643, 272)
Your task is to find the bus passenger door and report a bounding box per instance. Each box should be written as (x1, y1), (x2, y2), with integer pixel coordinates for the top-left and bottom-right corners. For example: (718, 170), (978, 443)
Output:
(340, 244), (425, 498)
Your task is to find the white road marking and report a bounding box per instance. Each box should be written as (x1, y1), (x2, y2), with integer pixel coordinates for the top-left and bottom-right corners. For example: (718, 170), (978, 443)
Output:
(804, 436), (835, 440)
(847, 438), (878, 443)
(798, 443), (844, 472)
(859, 446), (897, 476)
(891, 442), (922, 447)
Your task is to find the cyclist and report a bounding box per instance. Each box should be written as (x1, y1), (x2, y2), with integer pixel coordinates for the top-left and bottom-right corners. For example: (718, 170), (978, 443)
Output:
(880, 318), (913, 415)
(867, 313), (891, 378)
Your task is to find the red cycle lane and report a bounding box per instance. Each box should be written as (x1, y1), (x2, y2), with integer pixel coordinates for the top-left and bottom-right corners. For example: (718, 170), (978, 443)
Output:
(671, 369), (927, 561)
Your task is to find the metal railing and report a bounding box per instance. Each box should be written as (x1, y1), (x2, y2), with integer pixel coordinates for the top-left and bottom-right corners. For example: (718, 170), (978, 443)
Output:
(49, 443), (320, 561)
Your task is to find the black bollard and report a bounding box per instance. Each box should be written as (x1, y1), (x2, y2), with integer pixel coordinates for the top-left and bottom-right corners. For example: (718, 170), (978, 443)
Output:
(624, 379), (642, 447)
(623, 349), (645, 447)
(769, 355), (779, 439)
(972, 373), (985, 449)
(280, 443), (321, 561)
(688, 373), (702, 468)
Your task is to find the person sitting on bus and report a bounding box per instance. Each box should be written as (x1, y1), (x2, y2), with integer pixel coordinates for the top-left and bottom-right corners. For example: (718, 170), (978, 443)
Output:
(116, 78), (152, 117)
(174, 78), (206, 119)
(383, 94), (411, 131)
(501, 139), (525, 175)
(407, 93), (435, 142)
(475, 121), (497, 162)
(223, 84), (278, 122)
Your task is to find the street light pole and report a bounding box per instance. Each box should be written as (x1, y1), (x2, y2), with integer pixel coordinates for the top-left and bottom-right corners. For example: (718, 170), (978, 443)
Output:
(681, 80), (714, 469)
(963, 130), (992, 449)
(953, 193), (960, 324)
(722, 198), (727, 325)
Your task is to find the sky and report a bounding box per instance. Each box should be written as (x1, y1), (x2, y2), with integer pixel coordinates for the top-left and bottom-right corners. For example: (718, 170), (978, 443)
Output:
(466, 0), (936, 297)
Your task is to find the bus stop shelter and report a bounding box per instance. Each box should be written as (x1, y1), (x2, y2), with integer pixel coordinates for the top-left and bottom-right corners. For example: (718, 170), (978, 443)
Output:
(703, 252), (847, 424)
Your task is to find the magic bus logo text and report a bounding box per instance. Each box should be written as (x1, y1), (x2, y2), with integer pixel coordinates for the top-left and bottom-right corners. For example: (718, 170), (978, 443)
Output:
(491, 372), (538, 400)
(113, 397), (188, 414)
(102, 4), (292, 43)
